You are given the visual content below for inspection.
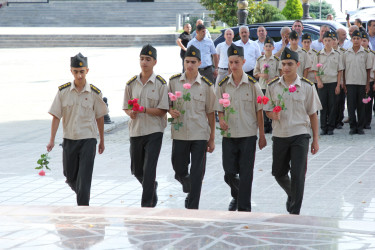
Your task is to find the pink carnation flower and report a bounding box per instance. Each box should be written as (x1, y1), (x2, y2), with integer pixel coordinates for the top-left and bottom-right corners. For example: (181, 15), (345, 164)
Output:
(367, 96), (371, 102)
(317, 63), (323, 68)
(219, 98), (225, 104)
(39, 170), (45, 176)
(222, 93), (230, 99)
(175, 91), (182, 98)
(222, 99), (231, 107)
(257, 96), (262, 104)
(289, 85), (297, 93)
(138, 106), (144, 112)
(263, 64), (270, 69)
(183, 83), (191, 89)
(363, 98), (369, 104)
(169, 93), (177, 101)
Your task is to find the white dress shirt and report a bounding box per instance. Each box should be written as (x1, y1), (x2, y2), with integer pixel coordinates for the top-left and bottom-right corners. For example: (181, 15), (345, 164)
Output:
(234, 39), (261, 72)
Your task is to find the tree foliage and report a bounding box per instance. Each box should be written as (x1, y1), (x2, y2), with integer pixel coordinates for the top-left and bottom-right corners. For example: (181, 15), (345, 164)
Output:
(309, 0), (336, 19)
(254, 3), (287, 23)
(200, 0), (267, 27)
(281, 0), (303, 20)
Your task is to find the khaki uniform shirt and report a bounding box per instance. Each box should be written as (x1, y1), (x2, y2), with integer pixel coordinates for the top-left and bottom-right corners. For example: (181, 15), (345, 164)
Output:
(279, 47), (312, 77)
(369, 49), (375, 82)
(123, 73), (169, 137)
(311, 48), (344, 83)
(306, 48), (318, 83)
(168, 72), (216, 141)
(49, 81), (108, 140)
(215, 72), (263, 138)
(342, 47), (373, 85)
(254, 54), (280, 90)
(264, 76), (322, 138)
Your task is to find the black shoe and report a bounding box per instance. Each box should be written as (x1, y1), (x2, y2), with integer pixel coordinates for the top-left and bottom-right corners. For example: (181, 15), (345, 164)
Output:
(228, 198), (238, 211)
(151, 181), (158, 207)
(336, 124), (343, 129)
(286, 196), (292, 213)
(349, 129), (356, 135)
(185, 194), (190, 209)
(320, 130), (327, 135)
(357, 129), (365, 135)
(365, 125), (371, 129)
(327, 130), (334, 135)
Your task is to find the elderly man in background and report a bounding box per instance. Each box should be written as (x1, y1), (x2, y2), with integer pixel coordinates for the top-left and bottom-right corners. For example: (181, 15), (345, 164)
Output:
(336, 28), (352, 50)
(234, 25), (261, 77)
(273, 26), (291, 57)
(191, 19), (211, 40)
(256, 26), (267, 54)
(311, 25), (330, 51)
(215, 28), (234, 85)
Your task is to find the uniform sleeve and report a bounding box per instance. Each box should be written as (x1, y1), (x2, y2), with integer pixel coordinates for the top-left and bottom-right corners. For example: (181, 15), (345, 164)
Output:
(305, 85), (322, 115)
(373, 56), (375, 72)
(157, 83), (170, 110)
(215, 84), (224, 112)
(278, 60), (282, 70)
(311, 54), (318, 71)
(366, 52), (373, 69)
(342, 52), (346, 70)
(123, 84), (132, 110)
(254, 82), (264, 112)
(167, 80), (173, 107)
(94, 92), (109, 119)
(253, 60), (261, 75)
(304, 52), (312, 70)
(263, 86), (274, 112)
(48, 90), (62, 119)
(338, 53), (344, 71)
(205, 84), (216, 114)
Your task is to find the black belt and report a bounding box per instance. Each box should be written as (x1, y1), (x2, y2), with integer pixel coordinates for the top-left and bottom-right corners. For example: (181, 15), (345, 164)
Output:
(199, 66), (212, 70)
(219, 67), (228, 70)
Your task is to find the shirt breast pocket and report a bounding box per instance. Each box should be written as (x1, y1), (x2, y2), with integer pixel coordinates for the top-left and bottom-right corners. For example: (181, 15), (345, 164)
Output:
(292, 92), (305, 103)
(62, 99), (74, 115)
(192, 93), (206, 112)
(241, 91), (254, 112)
(80, 98), (94, 120)
(147, 92), (159, 108)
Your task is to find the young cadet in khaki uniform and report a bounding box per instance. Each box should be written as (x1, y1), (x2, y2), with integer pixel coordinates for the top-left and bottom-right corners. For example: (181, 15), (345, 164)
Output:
(280, 31), (312, 78)
(342, 30), (373, 135)
(216, 43), (266, 212)
(302, 33), (318, 86)
(264, 47), (321, 215)
(361, 32), (375, 129)
(168, 45), (216, 209)
(123, 45), (169, 208)
(333, 32), (347, 129)
(312, 31), (344, 135)
(47, 53), (108, 206)
(254, 36), (280, 133)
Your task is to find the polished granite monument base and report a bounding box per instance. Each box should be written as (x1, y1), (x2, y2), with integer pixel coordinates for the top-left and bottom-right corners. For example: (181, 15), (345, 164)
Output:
(1, 206), (374, 249)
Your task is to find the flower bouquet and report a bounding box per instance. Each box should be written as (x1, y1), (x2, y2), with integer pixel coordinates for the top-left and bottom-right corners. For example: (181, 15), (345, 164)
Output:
(263, 63), (270, 75)
(128, 98), (144, 112)
(363, 94), (372, 104)
(316, 63), (324, 76)
(269, 84), (297, 113)
(36, 153), (50, 176)
(216, 93), (236, 137)
(168, 83), (191, 131)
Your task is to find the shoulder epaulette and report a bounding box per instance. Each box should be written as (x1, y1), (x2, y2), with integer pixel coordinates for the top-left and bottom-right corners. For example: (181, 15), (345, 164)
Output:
(371, 50), (375, 55)
(274, 55), (280, 61)
(169, 73), (182, 81)
(302, 48), (307, 53)
(256, 55), (263, 61)
(201, 76), (213, 86)
(268, 77), (279, 86)
(58, 82), (71, 91)
(316, 51), (321, 56)
(334, 49), (339, 53)
(364, 48), (370, 53)
(90, 84), (101, 94)
(301, 77), (314, 86)
(340, 47), (346, 52)
(126, 75), (137, 85)
(156, 75), (166, 85)
(247, 75), (257, 84)
(312, 49), (318, 53)
(218, 75), (229, 87)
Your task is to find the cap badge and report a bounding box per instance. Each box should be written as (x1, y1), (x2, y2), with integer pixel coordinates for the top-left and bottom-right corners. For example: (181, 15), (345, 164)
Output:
(287, 54), (291, 58)
(192, 51), (196, 55)
(234, 50), (237, 54)
(148, 51), (152, 55)
(79, 62), (83, 66)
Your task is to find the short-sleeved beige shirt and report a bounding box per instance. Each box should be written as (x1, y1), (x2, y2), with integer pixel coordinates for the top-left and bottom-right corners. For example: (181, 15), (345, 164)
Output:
(123, 73), (169, 137)
(168, 72), (216, 141)
(254, 54), (280, 89)
(264, 75), (322, 138)
(306, 48), (318, 83)
(279, 47), (312, 77)
(342, 47), (373, 85)
(48, 81), (109, 140)
(369, 49), (375, 81)
(311, 48), (344, 83)
(215, 72), (263, 138)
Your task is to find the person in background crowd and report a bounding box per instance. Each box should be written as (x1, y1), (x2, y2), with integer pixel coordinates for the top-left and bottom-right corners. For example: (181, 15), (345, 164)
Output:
(176, 23), (192, 72)
(191, 19), (211, 40)
(326, 14), (333, 21)
(215, 28), (234, 85)
(311, 25), (330, 52)
(336, 28), (352, 50)
(302, 33), (318, 86)
(273, 27), (291, 57)
(256, 26), (267, 54)
(292, 20), (304, 47)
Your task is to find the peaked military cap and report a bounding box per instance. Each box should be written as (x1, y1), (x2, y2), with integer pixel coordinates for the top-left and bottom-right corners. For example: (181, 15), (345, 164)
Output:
(185, 45), (201, 60)
(361, 31), (369, 40)
(352, 30), (361, 38)
(289, 30), (299, 40)
(323, 31), (333, 39)
(71, 53), (87, 67)
(264, 36), (274, 45)
(140, 44), (157, 60)
(302, 33), (312, 41)
(227, 43), (244, 57)
(281, 47), (299, 62)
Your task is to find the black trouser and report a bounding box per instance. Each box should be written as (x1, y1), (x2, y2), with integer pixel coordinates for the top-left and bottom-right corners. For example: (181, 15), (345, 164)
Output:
(172, 139), (207, 209)
(130, 132), (163, 207)
(180, 54), (185, 72)
(335, 86), (346, 126)
(318, 82), (337, 132)
(62, 138), (97, 206)
(272, 134), (310, 215)
(346, 85), (366, 131)
(222, 136), (257, 212)
(365, 81), (374, 127)
(198, 66), (214, 84)
(262, 89), (272, 132)
(245, 69), (254, 78)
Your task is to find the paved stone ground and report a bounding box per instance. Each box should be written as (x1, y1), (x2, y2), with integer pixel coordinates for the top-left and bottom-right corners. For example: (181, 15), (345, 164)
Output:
(1, 46), (375, 223)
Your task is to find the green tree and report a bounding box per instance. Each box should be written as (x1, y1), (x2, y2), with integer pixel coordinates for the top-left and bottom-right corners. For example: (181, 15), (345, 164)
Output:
(254, 3), (287, 23)
(309, 0), (336, 19)
(281, 0), (303, 20)
(200, 0), (267, 27)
